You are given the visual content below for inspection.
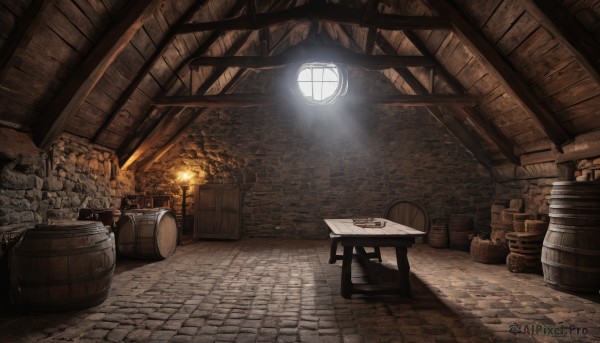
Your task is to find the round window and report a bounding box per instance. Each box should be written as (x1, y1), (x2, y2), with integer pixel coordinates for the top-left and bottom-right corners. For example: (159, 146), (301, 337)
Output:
(295, 63), (346, 104)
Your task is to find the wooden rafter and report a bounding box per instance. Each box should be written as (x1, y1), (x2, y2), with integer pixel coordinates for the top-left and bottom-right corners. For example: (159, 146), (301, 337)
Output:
(333, 24), (493, 169)
(423, 0), (571, 150)
(398, 30), (519, 164)
(189, 46), (435, 69)
(519, 0), (600, 87)
(176, 2), (450, 33)
(364, 0), (381, 55)
(91, 0), (211, 144)
(153, 93), (480, 107)
(31, 0), (163, 150)
(0, 0), (49, 82)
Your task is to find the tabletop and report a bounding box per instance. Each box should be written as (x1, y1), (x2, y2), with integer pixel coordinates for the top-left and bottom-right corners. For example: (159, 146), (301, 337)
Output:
(324, 218), (425, 237)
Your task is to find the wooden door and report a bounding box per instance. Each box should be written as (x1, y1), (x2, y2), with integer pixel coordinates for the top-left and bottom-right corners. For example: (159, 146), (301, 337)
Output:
(194, 184), (241, 239)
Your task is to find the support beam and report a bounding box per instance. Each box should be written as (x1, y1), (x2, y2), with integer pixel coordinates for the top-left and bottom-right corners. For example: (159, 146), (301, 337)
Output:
(154, 93), (480, 107)
(0, 0), (49, 82)
(91, 0), (210, 144)
(364, 0), (381, 55)
(520, 0), (600, 87)
(177, 2), (451, 33)
(397, 31), (519, 164)
(423, 0), (571, 149)
(189, 47), (435, 69)
(32, 0), (163, 150)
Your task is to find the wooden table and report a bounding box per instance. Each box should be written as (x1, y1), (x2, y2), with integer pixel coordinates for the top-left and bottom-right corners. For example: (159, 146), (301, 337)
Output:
(324, 218), (425, 298)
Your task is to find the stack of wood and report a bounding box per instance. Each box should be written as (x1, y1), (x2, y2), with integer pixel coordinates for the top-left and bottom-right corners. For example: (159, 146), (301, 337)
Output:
(490, 199), (522, 245)
(506, 217), (549, 273)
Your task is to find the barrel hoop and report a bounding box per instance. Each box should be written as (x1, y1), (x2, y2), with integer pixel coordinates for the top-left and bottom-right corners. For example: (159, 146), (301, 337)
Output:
(542, 242), (600, 256)
(16, 263), (115, 287)
(25, 228), (108, 238)
(14, 238), (114, 257)
(540, 258), (600, 273)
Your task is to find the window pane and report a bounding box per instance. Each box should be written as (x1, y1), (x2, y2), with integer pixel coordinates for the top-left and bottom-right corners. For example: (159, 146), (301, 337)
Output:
(312, 82), (323, 101)
(323, 68), (339, 82)
(312, 67), (324, 82)
(298, 68), (312, 82)
(322, 82), (337, 99)
(298, 82), (312, 97)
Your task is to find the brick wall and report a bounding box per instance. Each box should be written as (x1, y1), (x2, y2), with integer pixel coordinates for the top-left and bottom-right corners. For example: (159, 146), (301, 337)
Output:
(137, 69), (495, 238)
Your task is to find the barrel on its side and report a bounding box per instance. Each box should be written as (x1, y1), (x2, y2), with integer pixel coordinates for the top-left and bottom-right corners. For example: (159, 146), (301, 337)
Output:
(542, 181), (600, 293)
(10, 220), (115, 312)
(117, 208), (177, 260)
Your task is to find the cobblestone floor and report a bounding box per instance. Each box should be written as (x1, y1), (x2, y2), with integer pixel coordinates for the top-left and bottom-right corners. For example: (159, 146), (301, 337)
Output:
(0, 239), (598, 343)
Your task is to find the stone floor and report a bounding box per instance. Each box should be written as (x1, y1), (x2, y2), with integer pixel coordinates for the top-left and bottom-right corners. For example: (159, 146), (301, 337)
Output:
(0, 239), (598, 343)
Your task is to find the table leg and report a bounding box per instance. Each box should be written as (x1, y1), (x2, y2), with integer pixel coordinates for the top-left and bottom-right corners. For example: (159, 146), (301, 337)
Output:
(341, 245), (354, 299)
(395, 246), (411, 296)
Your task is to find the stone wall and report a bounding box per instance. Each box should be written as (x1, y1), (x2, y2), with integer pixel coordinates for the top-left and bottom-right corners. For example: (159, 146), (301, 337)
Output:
(137, 69), (495, 238)
(0, 130), (134, 226)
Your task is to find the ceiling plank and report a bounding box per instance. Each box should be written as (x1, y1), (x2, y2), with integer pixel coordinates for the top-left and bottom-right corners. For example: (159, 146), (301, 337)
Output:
(91, 0), (210, 144)
(31, 0), (163, 150)
(399, 30), (519, 164)
(176, 2), (451, 33)
(423, 0), (571, 150)
(153, 93), (480, 107)
(0, 0), (49, 83)
(519, 0), (600, 87)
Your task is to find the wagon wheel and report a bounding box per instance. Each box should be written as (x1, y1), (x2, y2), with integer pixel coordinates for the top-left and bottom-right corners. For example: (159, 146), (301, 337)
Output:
(384, 200), (429, 242)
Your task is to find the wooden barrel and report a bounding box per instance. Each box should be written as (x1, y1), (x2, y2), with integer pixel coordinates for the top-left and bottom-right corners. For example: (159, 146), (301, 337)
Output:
(117, 208), (177, 260)
(490, 203), (506, 223)
(1, 224), (32, 310)
(448, 214), (473, 232)
(448, 230), (475, 251)
(10, 220), (115, 312)
(501, 208), (519, 225)
(428, 224), (448, 249)
(506, 232), (545, 255)
(542, 181), (600, 293)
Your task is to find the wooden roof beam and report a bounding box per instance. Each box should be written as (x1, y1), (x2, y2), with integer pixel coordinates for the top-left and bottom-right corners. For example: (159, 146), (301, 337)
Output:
(364, 0), (382, 55)
(423, 0), (571, 150)
(91, 0), (211, 144)
(31, 0), (163, 150)
(176, 2), (451, 33)
(189, 52), (435, 69)
(519, 0), (600, 87)
(153, 93), (480, 107)
(0, 0), (49, 82)
(397, 31), (519, 164)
